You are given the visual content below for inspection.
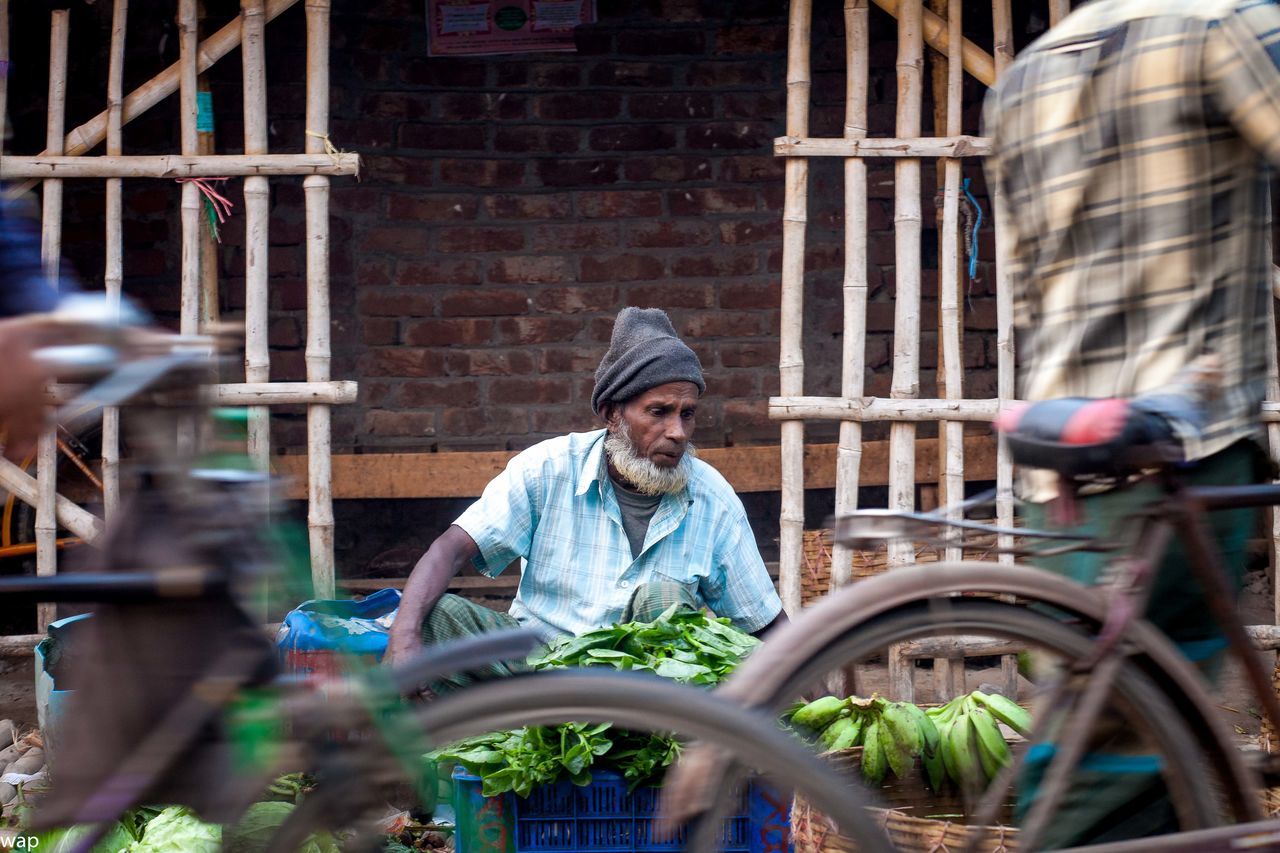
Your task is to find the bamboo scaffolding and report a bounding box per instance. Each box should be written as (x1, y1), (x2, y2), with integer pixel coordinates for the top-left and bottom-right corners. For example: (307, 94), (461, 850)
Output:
(3, 0), (303, 200)
(938, 0), (964, 562)
(36, 10), (70, 634)
(197, 1), (220, 331)
(869, 0), (995, 86)
(887, 0), (924, 701)
(1049, 0), (1070, 27)
(771, 396), (1002, 421)
(103, 0), (128, 522)
(210, 381), (357, 406)
(242, 0), (271, 473)
(179, 0), (200, 342)
(774, 135), (991, 158)
(1, 153), (360, 179)
(778, 0), (812, 618)
(991, 0), (1016, 575)
(305, 0), (336, 599)
(0, 459), (104, 542)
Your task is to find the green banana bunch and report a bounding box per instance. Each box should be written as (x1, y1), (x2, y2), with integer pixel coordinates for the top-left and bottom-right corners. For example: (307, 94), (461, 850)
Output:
(792, 695), (849, 731)
(970, 706), (1011, 780)
(971, 689), (1032, 735)
(927, 690), (1024, 793)
(861, 716), (887, 785)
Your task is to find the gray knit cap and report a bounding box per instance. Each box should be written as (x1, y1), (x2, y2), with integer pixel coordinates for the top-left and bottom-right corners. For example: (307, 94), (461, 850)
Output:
(591, 307), (705, 415)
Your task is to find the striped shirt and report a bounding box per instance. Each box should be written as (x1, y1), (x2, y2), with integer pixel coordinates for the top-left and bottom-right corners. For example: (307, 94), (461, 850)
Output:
(984, 0), (1275, 484)
(453, 429), (782, 641)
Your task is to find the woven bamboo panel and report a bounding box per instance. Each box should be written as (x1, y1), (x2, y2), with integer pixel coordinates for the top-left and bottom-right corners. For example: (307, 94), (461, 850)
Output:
(1262, 656), (1280, 816)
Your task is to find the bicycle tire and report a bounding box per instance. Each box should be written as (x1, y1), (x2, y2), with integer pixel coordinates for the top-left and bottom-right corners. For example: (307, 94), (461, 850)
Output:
(266, 669), (894, 853)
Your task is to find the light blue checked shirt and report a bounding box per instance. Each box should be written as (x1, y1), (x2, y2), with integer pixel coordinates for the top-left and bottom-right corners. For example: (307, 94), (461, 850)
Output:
(453, 429), (782, 641)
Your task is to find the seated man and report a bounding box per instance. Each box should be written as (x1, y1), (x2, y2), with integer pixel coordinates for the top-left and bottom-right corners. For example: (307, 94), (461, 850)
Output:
(385, 307), (785, 689)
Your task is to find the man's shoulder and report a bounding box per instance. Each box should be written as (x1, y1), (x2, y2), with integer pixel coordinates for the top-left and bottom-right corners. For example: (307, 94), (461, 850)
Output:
(508, 430), (605, 473)
(1041, 0), (1250, 38)
(685, 455), (741, 510)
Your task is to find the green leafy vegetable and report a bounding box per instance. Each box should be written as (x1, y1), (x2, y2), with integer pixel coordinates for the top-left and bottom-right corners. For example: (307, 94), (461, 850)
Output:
(125, 806), (220, 852)
(224, 801), (340, 853)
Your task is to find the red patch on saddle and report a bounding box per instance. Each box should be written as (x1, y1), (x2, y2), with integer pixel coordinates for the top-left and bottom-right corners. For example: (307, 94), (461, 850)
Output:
(993, 402), (1028, 433)
(1059, 398), (1130, 445)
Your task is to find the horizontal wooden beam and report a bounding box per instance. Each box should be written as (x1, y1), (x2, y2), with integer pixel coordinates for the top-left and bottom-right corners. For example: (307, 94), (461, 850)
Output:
(771, 396), (1005, 422)
(774, 135), (992, 159)
(0, 153), (360, 179)
(209, 381), (358, 406)
(272, 436), (999, 500)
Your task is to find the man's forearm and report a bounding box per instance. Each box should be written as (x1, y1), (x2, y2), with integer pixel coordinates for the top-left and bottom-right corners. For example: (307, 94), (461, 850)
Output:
(390, 525), (477, 640)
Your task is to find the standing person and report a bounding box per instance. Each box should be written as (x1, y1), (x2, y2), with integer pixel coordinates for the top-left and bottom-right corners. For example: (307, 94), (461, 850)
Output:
(385, 307), (785, 690)
(985, 0), (1278, 845)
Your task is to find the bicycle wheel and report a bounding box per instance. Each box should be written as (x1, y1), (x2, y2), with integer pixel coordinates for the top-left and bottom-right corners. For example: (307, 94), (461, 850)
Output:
(265, 669), (893, 853)
(689, 565), (1259, 850)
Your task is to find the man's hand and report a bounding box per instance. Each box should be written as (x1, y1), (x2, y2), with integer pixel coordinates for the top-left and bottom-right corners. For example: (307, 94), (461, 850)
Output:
(383, 624), (423, 670)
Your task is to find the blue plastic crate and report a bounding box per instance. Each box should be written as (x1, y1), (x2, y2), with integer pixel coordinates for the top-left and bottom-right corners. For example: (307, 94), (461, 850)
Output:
(454, 766), (791, 853)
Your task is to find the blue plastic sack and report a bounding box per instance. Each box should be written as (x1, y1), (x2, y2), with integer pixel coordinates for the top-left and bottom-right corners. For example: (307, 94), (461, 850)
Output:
(275, 588), (401, 660)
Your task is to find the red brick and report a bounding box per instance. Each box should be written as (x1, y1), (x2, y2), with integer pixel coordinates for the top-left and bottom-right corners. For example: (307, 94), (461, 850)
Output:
(496, 62), (528, 86)
(684, 311), (772, 338)
(588, 124), (677, 152)
(442, 407), (529, 436)
(486, 256), (572, 284)
(866, 301), (897, 333)
(360, 348), (447, 377)
(126, 185), (174, 215)
(359, 290), (436, 317)
(530, 63), (582, 87)
(686, 122), (774, 151)
(715, 26), (787, 54)
(532, 409), (600, 434)
(403, 318), (495, 346)
(533, 286), (621, 314)
(669, 188), (758, 215)
(269, 317), (302, 348)
(363, 319), (399, 345)
(723, 92), (786, 119)
(719, 341), (777, 368)
(964, 299), (998, 331)
(704, 370), (759, 399)
(536, 159), (621, 187)
(623, 156), (713, 183)
(627, 282), (713, 308)
(532, 93), (622, 121)
(268, 251), (302, 278)
(615, 29), (705, 55)
(439, 159), (526, 188)
(445, 349), (536, 376)
(441, 289), (530, 317)
(488, 377), (574, 405)
(723, 399), (772, 433)
(358, 92), (429, 120)
(719, 219), (782, 244)
(364, 411), (437, 437)
(530, 223), (618, 251)
(330, 118), (395, 149)
(362, 381), (394, 408)
(400, 58), (486, 87)
(271, 278), (308, 312)
(656, 0), (701, 21)
(625, 221), (712, 249)
(366, 226), (430, 255)
(438, 92), (525, 121)
(332, 186), (381, 213)
(719, 156), (784, 183)
(357, 258), (394, 287)
(672, 253), (759, 278)
(719, 280), (778, 308)
(580, 254), (665, 282)
(397, 258), (483, 286)
(628, 93), (714, 120)
(495, 316), (583, 345)
(358, 22), (411, 51)
(573, 30), (614, 55)
(494, 126), (582, 154)
(437, 226), (524, 254)
(805, 244), (844, 271)
(397, 124), (487, 151)
(688, 62), (771, 87)
(588, 62), (675, 87)
(539, 346), (608, 373)
(484, 193), (572, 219)
(576, 190), (663, 218)
(397, 380), (482, 407)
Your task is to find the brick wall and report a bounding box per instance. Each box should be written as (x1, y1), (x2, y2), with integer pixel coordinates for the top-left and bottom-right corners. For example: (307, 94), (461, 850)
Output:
(5, 0), (1028, 457)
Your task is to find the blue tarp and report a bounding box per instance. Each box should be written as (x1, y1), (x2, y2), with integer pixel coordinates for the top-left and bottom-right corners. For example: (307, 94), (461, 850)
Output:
(274, 588), (401, 659)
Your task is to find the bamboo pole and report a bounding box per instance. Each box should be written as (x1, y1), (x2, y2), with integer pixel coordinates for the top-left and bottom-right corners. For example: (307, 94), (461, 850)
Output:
(36, 10), (70, 634)
(938, 0), (964, 564)
(178, 0), (201, 456)
(242, 0), (271, 473)
(3, 0), (303, 200)
(197, 1), (220, 331)
(869, 0), (995, 86)
(1049, 0), (1070, 27)
(103, 0), (128, 522)
(0, 0), (9, 166)
(774, 135), (991, 158)
(0, 458), (103, 542)
(770, 397), (1002, 421)
(0, 153), (360, 179)
(887, 0), (924, 702)
(305, 0), (336, 599)
(778, 0), (812, 618)
(209, 381), (357, 406)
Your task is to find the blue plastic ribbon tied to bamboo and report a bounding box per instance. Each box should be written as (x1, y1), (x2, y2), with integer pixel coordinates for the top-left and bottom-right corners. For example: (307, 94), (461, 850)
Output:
(275, 588), (401, 677)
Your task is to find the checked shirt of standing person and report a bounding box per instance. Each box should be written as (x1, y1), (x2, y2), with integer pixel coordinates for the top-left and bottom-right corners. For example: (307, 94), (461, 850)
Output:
(384, 307), (785, 692)
(984, 0), (1279, 846)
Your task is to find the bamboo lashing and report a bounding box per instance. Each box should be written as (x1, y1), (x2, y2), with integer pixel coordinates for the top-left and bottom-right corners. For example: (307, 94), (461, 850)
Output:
(869, 0), (995, 86)
(242, 0), (271, 473)
(886, 0), (924, 702)
(36, 10), (70, 634)
(103, 0), (128, 521)
(778, 0), (812, 618)
(305, 0), (336, 599)
(3, 0), (304, 201)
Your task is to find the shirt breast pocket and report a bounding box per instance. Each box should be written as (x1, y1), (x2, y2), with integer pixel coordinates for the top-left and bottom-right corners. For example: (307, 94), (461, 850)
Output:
(649, 567), (705, 597)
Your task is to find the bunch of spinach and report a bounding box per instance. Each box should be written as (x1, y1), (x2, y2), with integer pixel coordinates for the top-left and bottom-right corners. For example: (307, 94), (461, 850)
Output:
(430, 606), (758, 795)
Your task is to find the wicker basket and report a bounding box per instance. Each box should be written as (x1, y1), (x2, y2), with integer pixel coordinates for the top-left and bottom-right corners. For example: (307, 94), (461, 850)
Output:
(792, 747), (1019, 852)
(1262, 655), (1280, 817)
(801, 528), (1010, 607)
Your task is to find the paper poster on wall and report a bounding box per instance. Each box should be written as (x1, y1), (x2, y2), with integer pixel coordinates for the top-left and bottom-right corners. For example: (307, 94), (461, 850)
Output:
(426, 0), (597, 56)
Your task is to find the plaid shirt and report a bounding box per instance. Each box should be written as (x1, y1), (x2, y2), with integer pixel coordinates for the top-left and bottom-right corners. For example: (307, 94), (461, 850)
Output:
(985, 0), (1275, 486)
(453, 429), (782, 641)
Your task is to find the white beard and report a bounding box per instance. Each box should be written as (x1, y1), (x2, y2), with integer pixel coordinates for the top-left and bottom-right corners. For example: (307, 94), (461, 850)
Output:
(604, 421), (697, 496)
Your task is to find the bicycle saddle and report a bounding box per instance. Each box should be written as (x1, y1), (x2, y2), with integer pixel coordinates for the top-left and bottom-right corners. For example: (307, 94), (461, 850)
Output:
(994, 396), (1192, 477)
